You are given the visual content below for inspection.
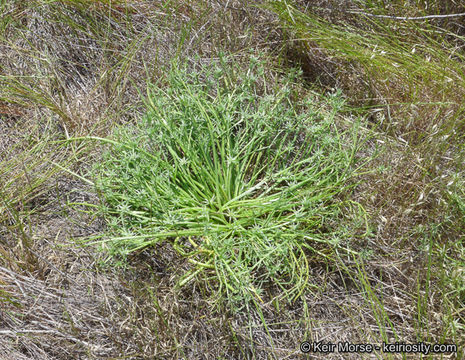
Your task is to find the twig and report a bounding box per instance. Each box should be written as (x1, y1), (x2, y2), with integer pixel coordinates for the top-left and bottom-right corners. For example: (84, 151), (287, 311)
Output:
(349, 11), (465, 21)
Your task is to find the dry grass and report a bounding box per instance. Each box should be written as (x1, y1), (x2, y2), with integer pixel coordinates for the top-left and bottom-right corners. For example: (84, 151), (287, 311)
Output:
(267, 0), (465, 356)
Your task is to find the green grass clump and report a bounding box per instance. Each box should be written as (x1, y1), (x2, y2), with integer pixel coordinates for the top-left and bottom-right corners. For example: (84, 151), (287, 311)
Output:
(93, 58), (364, 307)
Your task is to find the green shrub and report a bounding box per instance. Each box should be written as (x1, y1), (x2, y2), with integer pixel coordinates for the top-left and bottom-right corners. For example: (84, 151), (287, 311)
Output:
(93, 57), (364, 308)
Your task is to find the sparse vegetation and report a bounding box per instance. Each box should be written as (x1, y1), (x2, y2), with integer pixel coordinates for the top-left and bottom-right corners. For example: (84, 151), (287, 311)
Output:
(0, 0), (464, 359)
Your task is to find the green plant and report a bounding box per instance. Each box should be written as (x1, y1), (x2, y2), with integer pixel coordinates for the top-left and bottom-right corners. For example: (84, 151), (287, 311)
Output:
(93, 57), (365, 308)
